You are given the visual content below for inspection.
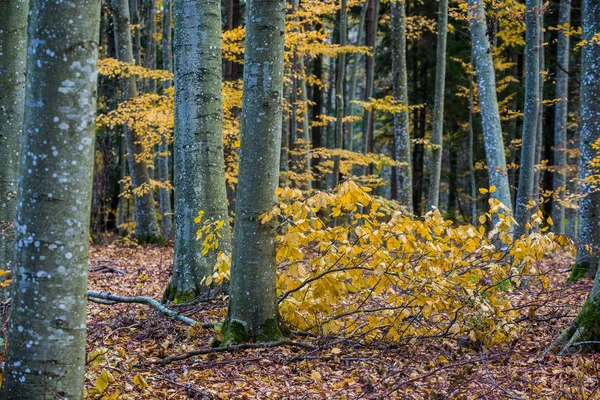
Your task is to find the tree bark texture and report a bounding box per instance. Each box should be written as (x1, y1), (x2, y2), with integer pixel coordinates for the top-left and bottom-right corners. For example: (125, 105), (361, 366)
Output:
(165, 0), (232, 302)
(0, 0), (100, 396)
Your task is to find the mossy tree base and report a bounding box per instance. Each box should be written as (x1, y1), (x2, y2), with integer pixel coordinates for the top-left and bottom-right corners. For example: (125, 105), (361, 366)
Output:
(136, 235), (165, 245)
(217, 318), (284, 347)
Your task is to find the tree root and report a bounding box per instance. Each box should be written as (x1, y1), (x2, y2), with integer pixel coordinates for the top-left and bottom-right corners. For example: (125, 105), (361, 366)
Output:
(152, 340), (318, 365)
(87, 290), (215, 328)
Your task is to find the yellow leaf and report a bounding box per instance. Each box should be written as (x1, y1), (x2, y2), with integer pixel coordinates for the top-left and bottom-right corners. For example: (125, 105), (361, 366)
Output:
(133, 374), (148, 390)
(311, 370), (322, 381)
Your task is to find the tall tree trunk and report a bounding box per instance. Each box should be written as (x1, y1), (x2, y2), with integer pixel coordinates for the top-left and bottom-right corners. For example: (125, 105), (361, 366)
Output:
(514, 0), (541, 238)
(467, 0), (512, 211)
(469, 55), (477, 225)
(552, 0), (570, 234)
(391, 0), (413, 212)
(572, 0), (600, 279)
(297, 55), (312, 190)
(164, 0), (231, 302)
(333, 0), (348, 188)
(144, 0), (157, 93)
(311, 28), (323, 189)
(0, 0), (28, 293)
(346, 2), (367, 152)
(427, 0), (448, 210)
(223, 0), (285, 343)
(158, 0), (174, 239)
(131, 0), (141, 66)
(113, 0), (162, 243)
(0, 0), (100, 396)
(533, 8), (545, 205)
(361, 0), (379, 156)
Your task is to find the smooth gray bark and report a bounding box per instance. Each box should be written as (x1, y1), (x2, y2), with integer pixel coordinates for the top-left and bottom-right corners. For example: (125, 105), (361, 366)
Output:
(333, 0), (348, 188)
(0, 0), (28, 287)
(130, 0), (141, 66)
(391, 0), (413, 212)
(361, 0), (379, 156)
(514, 0), (541, 238)
(552, 0), (570, 234)
(533, 9), (544, 204)
(144, 0), (158, 93)
(113, 0), (162, 243)
(469, 54), (477, 225)
(346, 2), (367, 151)
(427, 0), (448, 210)
(224, 0), (285, 342)
(0, 0), (100, 396)
(575, 0), (600, 277)
(159, 0), (174, 239)
(467, 0), (512, 211)
(165, 0), (231, 302)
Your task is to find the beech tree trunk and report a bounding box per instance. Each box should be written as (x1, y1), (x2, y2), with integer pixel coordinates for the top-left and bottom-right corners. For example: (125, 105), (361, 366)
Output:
(113, 0), (162, 243)
(391, 0), (413, 212)
(427, 0), (448, 211)
(361, 0), (379, 156)
(158, 0), (174, 239)
(346, 3), (367, 152)
(223, 0), (285, 343)
(514, 0), (541, 238)
(332, 0), (348, 188)
(467, 0), (512, 211)
(0, 0), (100, 396)
(0, 0), (28, 292)
(572, 0), (600, 279)
(552, 0), (570, 234)
(164, 0), (232, 302)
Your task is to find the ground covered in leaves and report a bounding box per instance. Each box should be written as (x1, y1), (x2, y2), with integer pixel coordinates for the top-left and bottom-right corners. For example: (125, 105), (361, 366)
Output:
(83, 244), (598, 399)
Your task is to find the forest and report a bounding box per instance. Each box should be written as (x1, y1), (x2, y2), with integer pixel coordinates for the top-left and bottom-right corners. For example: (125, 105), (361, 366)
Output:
(0, 0), (600, 397)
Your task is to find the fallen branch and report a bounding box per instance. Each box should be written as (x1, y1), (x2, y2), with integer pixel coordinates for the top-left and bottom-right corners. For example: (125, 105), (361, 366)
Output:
(87, 290), (214, 328)
(153, 340), (318, 365)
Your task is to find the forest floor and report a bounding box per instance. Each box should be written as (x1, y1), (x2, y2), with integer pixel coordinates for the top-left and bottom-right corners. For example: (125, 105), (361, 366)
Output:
(83, 244), (600, 399)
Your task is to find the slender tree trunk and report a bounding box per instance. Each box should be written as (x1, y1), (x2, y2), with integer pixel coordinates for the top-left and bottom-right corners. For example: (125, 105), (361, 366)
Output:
(469, 54), (477, 225)
(572, 0), (600, 279)
(113, 0), (162, 243)
(390, 0), (413, 212)
(427, 0), (448, 210)
(131, 0), (141, 66)
(311, 29), (323, 189)
(0, 0), (100, 396)
(297, 55), (312, 190)
(158, 0), (174, 239)
(144, 0), (157, 93)
(361, 0), (379, 156)
(0, 0), (28, 292)
(552, 0), (570, 234)
(533, 8), (544, 204)
(164, 0), (231, 302)
(333, 0), (348, 187)
(467, 0), (512, 211)
(346, 3), (367, 152)
(223, 0), (285, 343)
(280, 78), (291, 187)
(514, 0), (541, 238)
(117, 138), (127, 233)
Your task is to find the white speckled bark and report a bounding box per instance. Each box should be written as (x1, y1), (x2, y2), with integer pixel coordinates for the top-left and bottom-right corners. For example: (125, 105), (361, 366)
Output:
(468, 0), (512, 211)
(0, 0), (100, 397)
(0, 0), (28, 296)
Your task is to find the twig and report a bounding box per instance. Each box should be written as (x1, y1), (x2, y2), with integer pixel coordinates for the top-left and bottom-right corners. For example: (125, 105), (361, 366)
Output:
(87, 290), (214, 328)
(153, 340), (318, 365)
